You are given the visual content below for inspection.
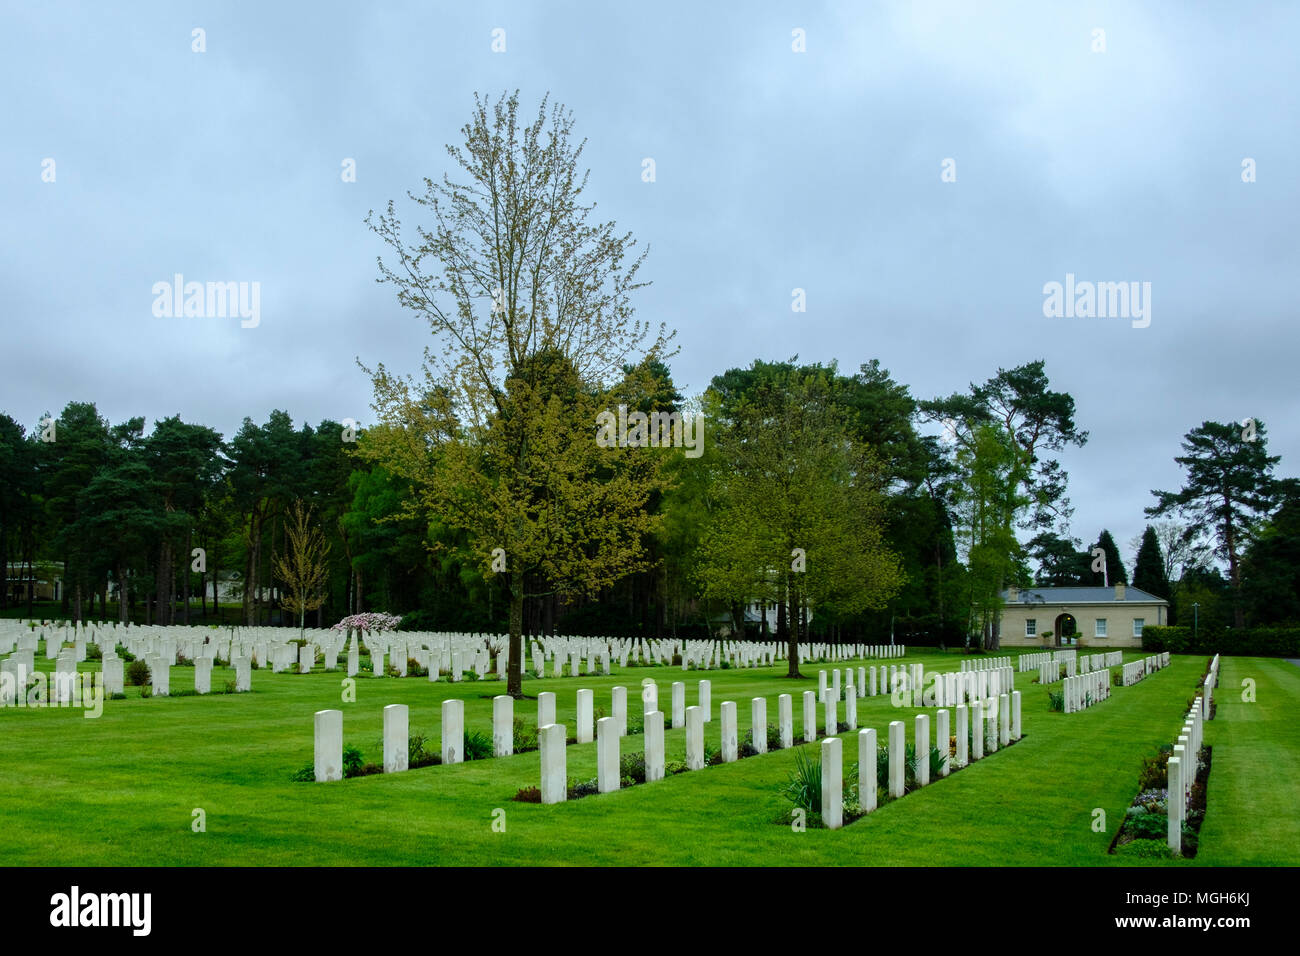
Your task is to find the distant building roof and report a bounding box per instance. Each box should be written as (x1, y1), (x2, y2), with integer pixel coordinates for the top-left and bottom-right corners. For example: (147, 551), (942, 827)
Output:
(1002, 586), (1168, 605)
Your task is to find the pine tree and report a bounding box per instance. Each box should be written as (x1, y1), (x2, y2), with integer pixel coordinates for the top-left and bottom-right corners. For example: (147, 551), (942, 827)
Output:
(1088, 529), (1127, 586)
(1131, 525), (1169, 598)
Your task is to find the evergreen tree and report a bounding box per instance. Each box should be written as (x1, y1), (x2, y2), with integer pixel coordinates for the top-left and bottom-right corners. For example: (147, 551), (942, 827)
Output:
(1146, 420), (1279, 627)
(1131, 525), (1169, 598)
(1088, 529), (1128, 586)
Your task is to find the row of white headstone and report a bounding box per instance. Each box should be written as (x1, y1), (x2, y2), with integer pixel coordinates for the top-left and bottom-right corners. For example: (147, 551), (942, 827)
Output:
(1120, 652), (1171, 687)
(820, 691), (1025, 828)
(535, 684), (1025, 810)
(1167, 690), (1207, 853)
(1079, 651), (1124, 673)
(0, 644), (252, 707)
(1018, 649), (1077, 672)
(1200, 655), (1220, 719)
(1061, 668), (1110, 713)
(960, 656), (1012, 672)
(852, 663), (1015, 708)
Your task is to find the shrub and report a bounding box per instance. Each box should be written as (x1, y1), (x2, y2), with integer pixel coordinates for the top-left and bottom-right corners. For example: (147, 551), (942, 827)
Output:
(407, 658), (428, 678)
(513, 718), (538, 753)
(140, 685), (152, 699)
(569, 778), (600, 798)
(223, 680), (238, 694)
(767, 723), (784, 751)
(782, 747), (823, 815)
(86, 644), (103, 661)
(1137, 746), (1172, 791)
(464, 729), (493, 761)
(1142, 623), (1300, 657)
(1047, 690), (1064, 712)
(126, 659), (151, 687)
(342, 745), (365, 778)
(513, 786), (542, 803)
(928, 746), (946, 781)
(290, 764), (315, 782)
(409, 733), (440, 768)
(1124, 808), (1168, 840)
(620, 751), (647, 784)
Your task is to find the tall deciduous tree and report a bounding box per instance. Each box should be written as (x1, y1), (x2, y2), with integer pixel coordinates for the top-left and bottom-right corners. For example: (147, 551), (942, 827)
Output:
(362, 91), (674, 696)
(953, 424), (1027, 648)
(1146, 420), (1279, 627)
(696, 372), (903, 677)
(275, 499), (331, 637)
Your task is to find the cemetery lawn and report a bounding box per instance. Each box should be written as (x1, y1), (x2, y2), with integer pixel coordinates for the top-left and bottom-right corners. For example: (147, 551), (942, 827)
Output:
(1, 649), (1297, 866)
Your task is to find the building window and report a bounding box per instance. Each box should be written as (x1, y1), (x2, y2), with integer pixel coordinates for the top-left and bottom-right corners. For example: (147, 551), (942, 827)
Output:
(1025, 619), (1036, 637)
(1133, 618), (1145, 637)
(1095, 619), (1107, 638)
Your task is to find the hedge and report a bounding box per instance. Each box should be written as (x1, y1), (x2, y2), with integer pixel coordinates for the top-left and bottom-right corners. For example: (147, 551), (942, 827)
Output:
(1142, 624), (1300, 657)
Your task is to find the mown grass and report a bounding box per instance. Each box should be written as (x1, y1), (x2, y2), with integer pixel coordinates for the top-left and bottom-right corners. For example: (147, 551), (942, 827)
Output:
(0, 645), (1294, 866)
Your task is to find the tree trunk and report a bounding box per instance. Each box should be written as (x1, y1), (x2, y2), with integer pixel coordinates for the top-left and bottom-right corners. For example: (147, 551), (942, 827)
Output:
(507, 568), (524, 698)
(183, 528), (192, 624)
(118, 564), (129, 624)
(784, 580), (802, 679)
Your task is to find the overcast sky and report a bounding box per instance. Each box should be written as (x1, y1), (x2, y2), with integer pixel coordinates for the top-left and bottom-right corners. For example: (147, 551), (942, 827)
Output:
(3, 1), (1297, 569)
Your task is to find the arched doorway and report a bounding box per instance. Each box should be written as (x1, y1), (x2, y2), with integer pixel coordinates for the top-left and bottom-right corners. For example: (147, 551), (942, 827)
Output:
(1053, 612), (1077, 647)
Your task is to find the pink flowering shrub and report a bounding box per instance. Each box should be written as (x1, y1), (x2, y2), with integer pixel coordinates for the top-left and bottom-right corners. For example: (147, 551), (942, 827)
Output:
(331, 612), (404, 633)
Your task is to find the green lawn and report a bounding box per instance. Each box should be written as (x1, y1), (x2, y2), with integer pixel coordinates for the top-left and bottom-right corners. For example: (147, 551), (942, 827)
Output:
(1, 645), (1295, 866)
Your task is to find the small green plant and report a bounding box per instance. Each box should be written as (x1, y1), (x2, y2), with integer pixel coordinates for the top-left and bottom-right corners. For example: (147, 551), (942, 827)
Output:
(1047, 690), (1064, 712)
(464, 729), (493, 761)
(126, 659), (150, 686)
(409, 733), (440, 768)
(513, 718), (538, 752)
(620, 751), (647, 784)
(342, 745), (365, 778)
(1136, 746), (1172, 790)
(782, 746), (823, 815)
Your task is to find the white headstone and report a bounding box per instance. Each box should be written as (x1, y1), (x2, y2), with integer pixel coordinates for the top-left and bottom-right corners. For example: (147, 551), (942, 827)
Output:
(576, 688), (594, 744)
(720, 700), (738, 762)
(383, 704), (409, 773)
(540, 723), (566, 804)
(888, 720), (905, 799)
(859, 727), (877, 813)
(596, 716), (620, 793)
(821, 736), (843, 829)
(314, 709), (343, 782)
(442, 698), (464, 764)
(645, 710), (665, 782)
(493, 695), (513, 757)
